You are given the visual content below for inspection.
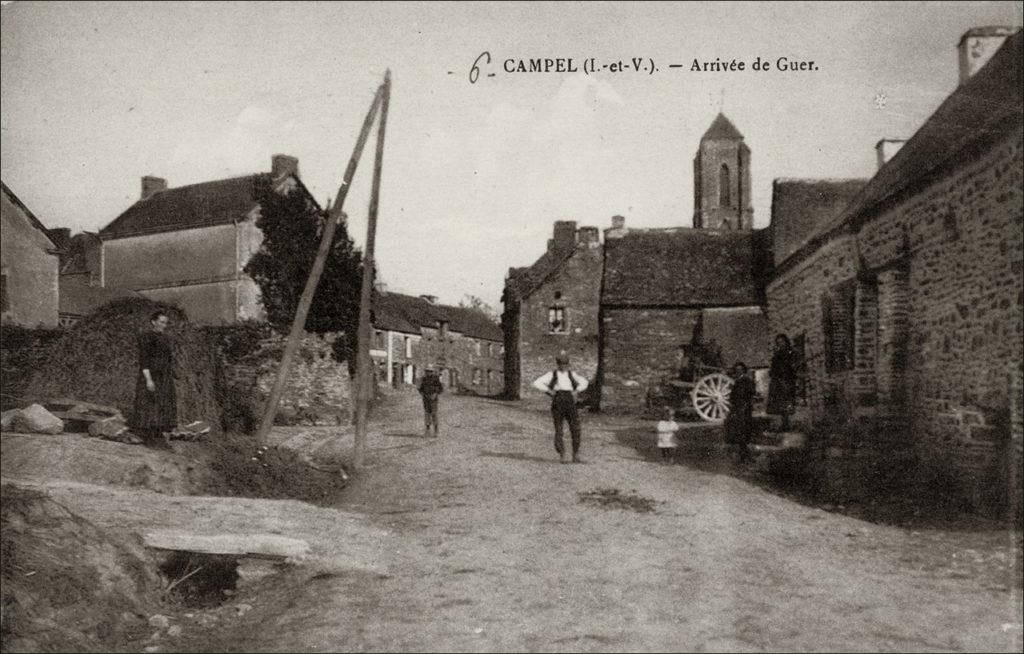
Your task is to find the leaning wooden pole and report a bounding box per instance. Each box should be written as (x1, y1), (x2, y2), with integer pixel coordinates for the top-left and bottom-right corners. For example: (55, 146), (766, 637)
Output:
(353, 70), (391, 469)
(254, 85), (384, 446)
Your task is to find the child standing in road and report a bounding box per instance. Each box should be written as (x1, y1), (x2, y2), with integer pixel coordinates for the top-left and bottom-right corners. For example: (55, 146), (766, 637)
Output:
(655, 408), (680, 464)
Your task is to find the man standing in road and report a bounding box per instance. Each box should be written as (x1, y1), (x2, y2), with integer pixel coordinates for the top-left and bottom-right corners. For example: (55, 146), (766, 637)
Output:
(418, 367), (444, 437)
(532, 352), (589, 464)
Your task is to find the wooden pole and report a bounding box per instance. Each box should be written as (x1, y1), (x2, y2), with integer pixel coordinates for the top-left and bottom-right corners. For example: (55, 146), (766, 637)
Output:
(255, 85), (384, 446)
(353, 70), (391, 469)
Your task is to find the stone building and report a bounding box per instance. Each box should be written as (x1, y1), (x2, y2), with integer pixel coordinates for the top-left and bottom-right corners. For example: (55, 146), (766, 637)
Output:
(502, 113), (771, 408)
(0, 181), (59, 328)
(766, 29), (1023, 516)
(97, 154), (313, 325)
(601, 222), (772, 411)
(372, 290), (503, 395)
(502, 221), (603, 399)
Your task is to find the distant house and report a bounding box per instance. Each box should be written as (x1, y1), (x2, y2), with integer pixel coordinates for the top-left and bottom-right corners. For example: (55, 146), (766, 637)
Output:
(372, 290), (504, 395)
(767, 28), (1023, 516)
(47, 230), (138, 327)
(98, 154), (318, 325)
(0, 181), (59, 328)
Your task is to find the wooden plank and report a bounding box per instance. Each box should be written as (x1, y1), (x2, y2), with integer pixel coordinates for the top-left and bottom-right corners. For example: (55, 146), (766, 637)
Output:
(254, 85), (384, 446)
(353, 70), (391, 470)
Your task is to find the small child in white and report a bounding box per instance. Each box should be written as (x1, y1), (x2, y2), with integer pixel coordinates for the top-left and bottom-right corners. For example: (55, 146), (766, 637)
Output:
(655, 408), (680, 464)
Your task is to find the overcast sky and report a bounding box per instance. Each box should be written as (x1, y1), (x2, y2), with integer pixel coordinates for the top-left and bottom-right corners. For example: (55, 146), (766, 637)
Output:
(2, 1), (1021, 309)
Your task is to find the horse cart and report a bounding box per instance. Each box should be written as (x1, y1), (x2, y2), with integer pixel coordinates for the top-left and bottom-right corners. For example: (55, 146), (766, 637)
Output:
(646, 364), (739, 423)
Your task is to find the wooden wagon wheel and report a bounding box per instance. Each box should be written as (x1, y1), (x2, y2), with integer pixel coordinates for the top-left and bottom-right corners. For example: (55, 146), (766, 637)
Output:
(690, 373), (734, 423)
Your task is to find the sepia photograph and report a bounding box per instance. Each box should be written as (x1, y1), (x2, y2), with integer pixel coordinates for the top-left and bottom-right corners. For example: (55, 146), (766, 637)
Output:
(1, 1), (1022, 651)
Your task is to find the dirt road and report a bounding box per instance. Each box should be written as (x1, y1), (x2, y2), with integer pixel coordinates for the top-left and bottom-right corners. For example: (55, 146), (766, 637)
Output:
(212, 391), (1020, 653)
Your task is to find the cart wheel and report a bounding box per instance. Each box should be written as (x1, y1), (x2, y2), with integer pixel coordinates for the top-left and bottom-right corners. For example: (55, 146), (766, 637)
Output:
(691, 373), (734, 423)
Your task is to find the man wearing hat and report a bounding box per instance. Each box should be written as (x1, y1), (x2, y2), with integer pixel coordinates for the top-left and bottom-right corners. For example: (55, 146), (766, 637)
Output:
(532, 352), (590, 464)
(418, 366), (444, 437)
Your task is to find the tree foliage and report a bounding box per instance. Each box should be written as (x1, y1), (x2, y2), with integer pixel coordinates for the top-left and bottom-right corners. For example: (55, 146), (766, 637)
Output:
(458, 294), (499, 322)
(244, 176), (364, 363)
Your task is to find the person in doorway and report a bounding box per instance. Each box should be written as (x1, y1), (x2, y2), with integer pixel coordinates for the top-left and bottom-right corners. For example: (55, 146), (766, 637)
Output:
(132, 310), (178, 450)
(418, 367), (444, 437)
(724, 361), (756, 464)
(766, 333), (797, 431)
(656, 408), (680, 464)
(532, 352), (590, 464)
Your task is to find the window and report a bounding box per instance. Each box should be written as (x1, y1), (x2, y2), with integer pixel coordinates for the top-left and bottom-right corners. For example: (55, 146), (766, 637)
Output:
(822, 280), (856, 373)
(475, 340), (482, 356)
(554, 291), (562, 300)
(0, 272), (8, 313)
(404, 336), (412, 358)
(719, 164), (731, 207)
(487, 343), (494, 357)
(373, 330), (386, 350)
(548, 307), (566, 333)
(473, 368), (481, 385)
(438, 321), (448, 338)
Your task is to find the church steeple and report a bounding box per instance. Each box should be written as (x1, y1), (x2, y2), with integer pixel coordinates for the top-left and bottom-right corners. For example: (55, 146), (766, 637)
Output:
(693, 112), (753, 230)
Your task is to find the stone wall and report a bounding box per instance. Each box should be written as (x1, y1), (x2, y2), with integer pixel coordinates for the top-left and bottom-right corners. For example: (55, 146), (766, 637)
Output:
(767, 125), (1023, 515)
(209, 325), (352, 431)
(517, 243), (603, 399)
(600, 307), (701, 412)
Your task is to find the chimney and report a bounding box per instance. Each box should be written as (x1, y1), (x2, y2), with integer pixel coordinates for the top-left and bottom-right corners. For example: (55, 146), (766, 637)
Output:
(875, 139), (906, 169)
(552, 221), (577, 253)
(271, 154), (300, 179)
(141, 176), (167, 200)
(958, 26), (1016, 84)
(578, 226), (600, 246)
(605, 215), (628, 239)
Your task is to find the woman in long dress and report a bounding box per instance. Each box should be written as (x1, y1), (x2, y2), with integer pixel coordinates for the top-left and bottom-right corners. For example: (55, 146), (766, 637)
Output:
(132, 310), (178, 448)
(766, 333), (796, 431)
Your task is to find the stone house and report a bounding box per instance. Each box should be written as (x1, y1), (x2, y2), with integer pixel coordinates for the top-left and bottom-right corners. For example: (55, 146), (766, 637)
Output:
(372, 290), (503, 395)
(0, 181), (59, 328)
(502, 113), (771, 409)
(97, 154), (314, 325)
(766, 28), (1023, 516)
(46, 230), (139, 327)
(601, 222), (772, 411)
(502, 221), (603, 399)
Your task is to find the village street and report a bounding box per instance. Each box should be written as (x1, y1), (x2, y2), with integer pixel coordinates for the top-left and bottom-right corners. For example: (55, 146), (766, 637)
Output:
(203, 391), (1021, 653)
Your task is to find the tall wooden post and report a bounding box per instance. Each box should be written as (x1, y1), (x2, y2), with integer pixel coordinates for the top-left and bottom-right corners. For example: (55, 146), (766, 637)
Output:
(254, 85), (383, 446)
(353, 70), (391, 469)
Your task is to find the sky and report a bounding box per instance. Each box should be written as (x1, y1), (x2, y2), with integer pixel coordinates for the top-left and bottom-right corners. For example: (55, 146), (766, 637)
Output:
(2, 1), (1021, 309)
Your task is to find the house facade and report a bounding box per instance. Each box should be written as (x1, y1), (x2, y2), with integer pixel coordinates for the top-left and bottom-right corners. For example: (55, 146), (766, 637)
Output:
(766, 29), (1023, 517)
(502, 113), (771, 409)
(98, 155), (313, 325)
(372, 290), (504, 395)
(0, 182), (59, 328)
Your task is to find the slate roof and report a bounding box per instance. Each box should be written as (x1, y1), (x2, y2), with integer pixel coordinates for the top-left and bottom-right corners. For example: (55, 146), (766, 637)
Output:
(602, 228), (770, 306)
(372, 292), (502, 341)
(1, 181), (57, 249)
(504, 248), (575, 302)
(792, 30), (1023, 264)
(701, 113), (744, 141)
(770, 179), (867, 266)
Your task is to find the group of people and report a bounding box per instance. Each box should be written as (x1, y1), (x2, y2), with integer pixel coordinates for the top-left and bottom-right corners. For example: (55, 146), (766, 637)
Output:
(132, 310), (796, 469)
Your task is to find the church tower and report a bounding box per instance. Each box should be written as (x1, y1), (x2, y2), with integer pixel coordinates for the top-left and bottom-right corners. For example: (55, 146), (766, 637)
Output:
(692, 113), (753, 230)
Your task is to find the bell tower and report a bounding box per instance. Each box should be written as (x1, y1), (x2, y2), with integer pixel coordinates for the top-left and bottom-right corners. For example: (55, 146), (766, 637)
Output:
(693, 113), (753, 230)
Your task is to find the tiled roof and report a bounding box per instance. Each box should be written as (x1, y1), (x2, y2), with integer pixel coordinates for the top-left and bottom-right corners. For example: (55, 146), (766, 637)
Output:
(372, 292), (502, 341)
(602, 227), (770, 306)
(770, 179), (868, 266)
(100, 175), (263, 239)
(797, 30), (1022, 261)
(701, 113), (744, 141)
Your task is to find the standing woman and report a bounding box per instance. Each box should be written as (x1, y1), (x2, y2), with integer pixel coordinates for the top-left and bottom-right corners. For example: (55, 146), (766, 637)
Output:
(133, 310), (178, 449)
(766, 333), (796, 431)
